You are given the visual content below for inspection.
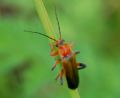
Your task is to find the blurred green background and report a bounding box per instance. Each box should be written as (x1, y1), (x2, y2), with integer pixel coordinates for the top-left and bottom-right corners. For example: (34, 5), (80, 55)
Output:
(0, 0), (120, 98)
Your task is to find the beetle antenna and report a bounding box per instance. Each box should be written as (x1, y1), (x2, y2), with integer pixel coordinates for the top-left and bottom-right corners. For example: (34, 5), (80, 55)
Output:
(24, 30), (57, 41)
(55, 6), (62, 39)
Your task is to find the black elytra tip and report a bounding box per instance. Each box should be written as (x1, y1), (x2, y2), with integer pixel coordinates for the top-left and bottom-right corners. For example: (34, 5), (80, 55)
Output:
(67, 79), (79, 89)
(66, 73), (79, 89)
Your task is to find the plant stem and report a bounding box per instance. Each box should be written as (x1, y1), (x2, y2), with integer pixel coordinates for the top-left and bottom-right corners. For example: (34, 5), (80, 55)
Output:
(70, 89), (80, 98)
(34, 0), (56, 42)
(34, 0), (81, 98)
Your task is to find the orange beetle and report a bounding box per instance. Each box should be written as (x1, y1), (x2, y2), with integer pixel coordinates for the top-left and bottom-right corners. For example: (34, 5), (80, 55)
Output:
(25, 8), (86, 89)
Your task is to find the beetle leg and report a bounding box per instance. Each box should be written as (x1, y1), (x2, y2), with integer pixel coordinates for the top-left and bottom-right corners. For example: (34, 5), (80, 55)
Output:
(60, 69), (64, 85)
(50, 50), (59, 56)
(72, 51), (86, 70)
(55, 69), (64, 85)
(55, 73), (60, 80)
(51, 59), (61, 71)
(77, 62), (86, 70)
(49, 43), (59, 56)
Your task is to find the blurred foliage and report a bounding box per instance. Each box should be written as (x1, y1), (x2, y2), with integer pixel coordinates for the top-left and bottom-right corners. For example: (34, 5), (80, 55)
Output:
(0, 0), (120, 98)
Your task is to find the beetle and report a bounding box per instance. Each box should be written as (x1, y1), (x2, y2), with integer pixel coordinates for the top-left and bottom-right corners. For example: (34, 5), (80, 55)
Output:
(25, 8), (86, 89)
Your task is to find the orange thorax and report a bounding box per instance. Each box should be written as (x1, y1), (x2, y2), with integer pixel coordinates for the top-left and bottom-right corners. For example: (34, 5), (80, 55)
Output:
(58, 44), (71, 57)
